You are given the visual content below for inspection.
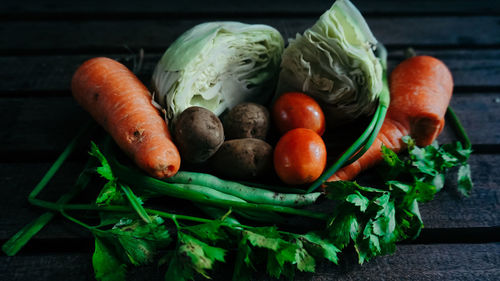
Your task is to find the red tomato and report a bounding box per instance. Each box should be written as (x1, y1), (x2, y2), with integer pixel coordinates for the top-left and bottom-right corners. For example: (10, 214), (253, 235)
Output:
(273, 128), (327, 185)
(272, 92), (325, 136)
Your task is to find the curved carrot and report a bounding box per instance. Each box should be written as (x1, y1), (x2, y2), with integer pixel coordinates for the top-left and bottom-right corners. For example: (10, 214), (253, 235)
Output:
(328, 55), (453, 181)
(71, 57), (180, 178)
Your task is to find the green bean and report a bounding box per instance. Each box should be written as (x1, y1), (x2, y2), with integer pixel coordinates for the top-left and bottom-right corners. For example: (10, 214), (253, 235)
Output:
(168, 171), (321, 207)
(100, 138), (327, 221)
(173, 185), (280, 223)
(174, 183), (246, 203)
(110, 162), (326, 220)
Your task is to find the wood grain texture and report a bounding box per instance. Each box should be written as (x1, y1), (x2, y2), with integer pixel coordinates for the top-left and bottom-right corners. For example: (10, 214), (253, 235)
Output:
(0, 97), (87, 154)
(418, 154), (500, 228)
(0, 161), (93, 240)
(1, 0), (500, 16)
(1, 17), (499, 54)
(0, 243), (498, 281)
(1, 50), (499, 93)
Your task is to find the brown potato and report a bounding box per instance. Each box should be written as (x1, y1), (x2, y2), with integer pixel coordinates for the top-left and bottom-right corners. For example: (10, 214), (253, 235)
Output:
(173, 106), (224, 164)
(211, 138), (273, 179)
(223, 103), (270, 140)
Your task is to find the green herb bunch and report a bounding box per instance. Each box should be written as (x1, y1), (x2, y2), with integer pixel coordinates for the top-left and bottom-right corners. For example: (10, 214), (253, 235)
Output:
(2, 119), (472, 281)
(85, 135), (471, 280)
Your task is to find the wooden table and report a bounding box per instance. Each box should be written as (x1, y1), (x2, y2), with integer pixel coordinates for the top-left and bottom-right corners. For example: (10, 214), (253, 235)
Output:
(1, 0), (499, 280)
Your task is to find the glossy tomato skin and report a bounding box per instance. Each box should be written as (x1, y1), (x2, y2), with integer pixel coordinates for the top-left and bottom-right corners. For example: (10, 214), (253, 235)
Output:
(272, 92), (325, 136)
(273, 128), (327, 185)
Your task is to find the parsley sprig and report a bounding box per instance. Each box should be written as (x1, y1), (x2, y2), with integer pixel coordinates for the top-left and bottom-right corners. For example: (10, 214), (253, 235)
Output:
(83, 135), (472, 280)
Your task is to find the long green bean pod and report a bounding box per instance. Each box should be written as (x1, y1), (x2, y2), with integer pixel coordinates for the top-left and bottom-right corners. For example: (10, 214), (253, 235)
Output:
(168, 171), (321, 207)
(107, 156), (327, 220)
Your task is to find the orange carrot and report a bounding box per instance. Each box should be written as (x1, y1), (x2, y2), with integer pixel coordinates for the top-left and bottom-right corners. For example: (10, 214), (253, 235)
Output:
(328, 55), (453, 181)
(71, 57), (180, 178)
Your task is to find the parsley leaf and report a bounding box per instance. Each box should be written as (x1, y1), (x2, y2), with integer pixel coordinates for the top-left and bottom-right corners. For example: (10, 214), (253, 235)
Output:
(324, 179), (421, 264)
(92, 236), (127, 281)
(178, 232), (226, 277)
(89, 142), (125, 206)
(300, 232), (340, 264)
(323, 137), (473, 264)
(94, 216), (171, 268)
(457, 164), (473, 196)
(89, 142), (114, 181)
(403, 137), (473, 195)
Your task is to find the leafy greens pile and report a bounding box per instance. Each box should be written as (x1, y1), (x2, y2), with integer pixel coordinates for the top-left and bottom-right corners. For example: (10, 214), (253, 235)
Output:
(81, 136), (471, 280)
(1, 121), (472, 281)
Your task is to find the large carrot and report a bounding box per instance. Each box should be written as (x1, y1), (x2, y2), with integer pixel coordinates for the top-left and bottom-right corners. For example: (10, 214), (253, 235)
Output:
(71, 57), (180, 178)
(328, 55), (453, 181)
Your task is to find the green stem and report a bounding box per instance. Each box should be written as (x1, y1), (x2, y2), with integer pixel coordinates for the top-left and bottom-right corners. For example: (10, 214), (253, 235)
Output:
(306, 66), (390, 193)
(306, 105), (380, 193)
(120, 183), (153, 224)
(346, 103), (388, 165)
(2, 121), (94, 256)
(27, 121), (94, 204)
(27, 193), (314, 240)
(29, 196), (214, 225)
(404, 47), (417, 59)
(446, 106), (471, 149)
(60, 209), (105, 234)
(195, 204), (241, 225)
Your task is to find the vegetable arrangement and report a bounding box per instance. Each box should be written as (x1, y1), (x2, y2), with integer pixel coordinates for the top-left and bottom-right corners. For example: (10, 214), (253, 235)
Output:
(2, 0), (474, 281)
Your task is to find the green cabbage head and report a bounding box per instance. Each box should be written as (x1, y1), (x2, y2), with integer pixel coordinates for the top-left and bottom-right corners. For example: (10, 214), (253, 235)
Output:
(152, 21), (284, 119)
(276, 0), (383, 125)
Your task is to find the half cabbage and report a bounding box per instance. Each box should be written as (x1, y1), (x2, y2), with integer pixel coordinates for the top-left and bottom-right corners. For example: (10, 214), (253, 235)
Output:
(152, 21), (284, 119)
(276, 0), (383, 126)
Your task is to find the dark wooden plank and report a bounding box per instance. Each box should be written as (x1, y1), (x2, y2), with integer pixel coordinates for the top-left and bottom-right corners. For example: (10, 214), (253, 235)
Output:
(1, 49), (499, 93)
(0, 92), (497, 155)
(2, 0), (499, 16)
(438, 93), (500, 145)
(0, 54), (152, 93)
(1, 253), (93, 281)
(1, 154), (498, 242)
(419, 154), (500, 228)
(1, 243), (499, 281)
(1, 17), (499, 54)
(0, 97), (87, 154)
(0, 161), (93, 240)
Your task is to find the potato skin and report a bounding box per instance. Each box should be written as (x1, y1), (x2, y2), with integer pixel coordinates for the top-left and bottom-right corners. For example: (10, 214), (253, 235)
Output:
(223, 103), (270, 140)
(174, 106), (224, 164)
(211, 138), (273, 179)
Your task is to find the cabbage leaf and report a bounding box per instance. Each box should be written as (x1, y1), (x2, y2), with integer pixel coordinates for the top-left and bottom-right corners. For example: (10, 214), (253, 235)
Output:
(276, 0), (383, 125)
(152, 22), (284, 119)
